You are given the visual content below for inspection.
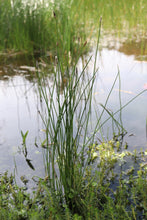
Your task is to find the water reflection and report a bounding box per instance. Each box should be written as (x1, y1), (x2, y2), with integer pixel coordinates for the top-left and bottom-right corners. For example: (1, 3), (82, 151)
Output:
(102, 35), (147, 62)
(0, 74), (45, 188)
(85, 48), (147, 150)
(118, 39), (147, 61)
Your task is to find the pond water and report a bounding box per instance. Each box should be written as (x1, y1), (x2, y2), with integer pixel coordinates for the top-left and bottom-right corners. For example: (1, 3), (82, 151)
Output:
(0, 72), (45, 186)
(0, 45), (147, 185)
(87, 47), (147, 150)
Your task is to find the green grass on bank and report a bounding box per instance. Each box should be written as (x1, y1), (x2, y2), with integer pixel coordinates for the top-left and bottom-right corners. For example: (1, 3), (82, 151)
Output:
(0, 0), (87, 61)
(0, 0), (146, 57)
(82, 0), (147, 34)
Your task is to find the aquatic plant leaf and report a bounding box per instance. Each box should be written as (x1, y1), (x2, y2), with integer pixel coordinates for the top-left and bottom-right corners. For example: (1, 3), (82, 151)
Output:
(35, 151), (40, 154)
(21, 130), (29, 144)
(41, 139), (47, 148)
(20, 175), (29, 185)
(92, 182), (98, 187)
(21, 131), (29, 157)
(145, 151), (147, 156)
(22, 145), (28, 158)
(92, 152), (98, 160)
(26, 159), (35, 170)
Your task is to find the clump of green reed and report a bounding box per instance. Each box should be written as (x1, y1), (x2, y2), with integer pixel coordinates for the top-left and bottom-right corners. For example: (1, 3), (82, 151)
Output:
(35, 12), (147, 216)
(36, 18), (103, 215)
(35, 20), (131, 218)
(0, 0), (88, 62)
(37, 60), (95, 215)
(0, 0), (146, 58)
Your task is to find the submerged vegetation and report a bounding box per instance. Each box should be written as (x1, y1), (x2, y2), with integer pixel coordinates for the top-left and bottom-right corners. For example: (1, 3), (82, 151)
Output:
(0, 0), (147, 219)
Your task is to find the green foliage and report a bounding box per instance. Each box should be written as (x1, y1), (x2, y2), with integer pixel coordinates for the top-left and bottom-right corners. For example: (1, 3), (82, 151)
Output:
(0, 172), (34, 219)
(77, 0), (147, 36)
(0, 0), (88, 61)
(0, 0), (146, 56)
(37, 55), (96, 215)
(1, 149), (147, 219)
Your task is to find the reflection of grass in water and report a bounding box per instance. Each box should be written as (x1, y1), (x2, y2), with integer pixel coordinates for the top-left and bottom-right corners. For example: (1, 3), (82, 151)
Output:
(118, 39), (147, 61)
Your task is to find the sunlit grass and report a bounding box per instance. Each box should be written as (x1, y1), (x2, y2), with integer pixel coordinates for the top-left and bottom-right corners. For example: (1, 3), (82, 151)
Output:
(0, 0), (146, 57)
(0, 0), (87, 61)
(78, 0), (147, 36)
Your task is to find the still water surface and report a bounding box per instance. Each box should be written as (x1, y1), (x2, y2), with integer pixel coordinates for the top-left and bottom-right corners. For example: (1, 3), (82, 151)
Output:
(0, 47), (147, 184)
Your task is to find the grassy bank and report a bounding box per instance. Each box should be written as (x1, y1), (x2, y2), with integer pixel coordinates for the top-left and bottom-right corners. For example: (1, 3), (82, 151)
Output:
(0, 0), (87, 62)
(0, 0), (146, 56)
(82, 0), (147, 34)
